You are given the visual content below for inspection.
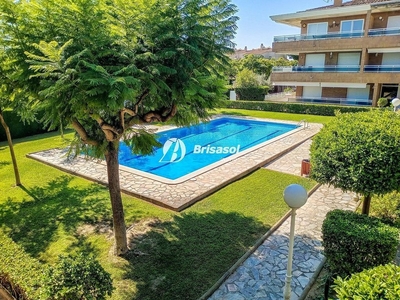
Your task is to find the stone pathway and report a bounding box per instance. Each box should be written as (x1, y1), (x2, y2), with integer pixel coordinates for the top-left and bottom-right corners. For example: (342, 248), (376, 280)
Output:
(208, 141), (358, 300)
(27, 117), (321, 211)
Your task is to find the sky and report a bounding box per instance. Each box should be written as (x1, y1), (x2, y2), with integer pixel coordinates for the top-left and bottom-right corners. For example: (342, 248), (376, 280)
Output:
(231, 0), (333, 50)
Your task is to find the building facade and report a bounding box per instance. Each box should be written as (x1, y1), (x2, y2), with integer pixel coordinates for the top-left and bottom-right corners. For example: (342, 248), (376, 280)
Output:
(270, 0), (400, 106)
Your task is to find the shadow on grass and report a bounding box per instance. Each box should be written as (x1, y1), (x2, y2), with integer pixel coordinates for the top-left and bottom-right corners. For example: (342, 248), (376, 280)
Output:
(0, 129), (73, 147)
(0, 161), (11, 169)
(215, 110), (246, 116)
(0, 175), (110, 257)
(122, 211), (269, 300)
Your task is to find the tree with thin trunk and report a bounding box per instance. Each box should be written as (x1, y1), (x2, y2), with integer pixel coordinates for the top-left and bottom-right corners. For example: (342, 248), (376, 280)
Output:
(1, 0), (238, 255)
(310, 110), (400, 215)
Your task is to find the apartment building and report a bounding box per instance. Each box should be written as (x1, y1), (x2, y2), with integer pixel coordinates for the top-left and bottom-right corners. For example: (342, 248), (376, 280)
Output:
(270, 0), (400, 106)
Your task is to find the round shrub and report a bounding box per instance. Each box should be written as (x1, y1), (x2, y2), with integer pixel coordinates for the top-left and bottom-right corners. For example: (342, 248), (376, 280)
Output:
(322, 209), (399, 278)
(44, 253), (113, 300)
(334, 264), (400, 299)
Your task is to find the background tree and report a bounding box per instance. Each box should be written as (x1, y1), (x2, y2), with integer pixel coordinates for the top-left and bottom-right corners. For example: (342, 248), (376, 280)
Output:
(310, 110), (400, 215)
(1, 0), (238, 255)
(0, 5), (38, 187)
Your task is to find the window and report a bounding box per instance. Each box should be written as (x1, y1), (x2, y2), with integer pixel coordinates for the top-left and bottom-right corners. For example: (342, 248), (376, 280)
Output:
(307, 22), (328, 35)
(341, 19), (364, 32)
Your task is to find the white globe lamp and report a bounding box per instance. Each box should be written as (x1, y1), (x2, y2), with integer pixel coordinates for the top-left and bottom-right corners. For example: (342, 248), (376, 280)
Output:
(283, 184), (308, 300)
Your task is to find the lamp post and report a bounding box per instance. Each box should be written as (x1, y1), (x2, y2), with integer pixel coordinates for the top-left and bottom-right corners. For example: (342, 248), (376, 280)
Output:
(283, 184), (308, 300)
(392, 98), (400, 112)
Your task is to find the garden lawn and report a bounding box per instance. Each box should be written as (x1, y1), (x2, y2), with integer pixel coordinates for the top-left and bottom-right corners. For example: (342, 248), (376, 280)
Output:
(0, 122), (315, 299)
(212, 108), (334, 124)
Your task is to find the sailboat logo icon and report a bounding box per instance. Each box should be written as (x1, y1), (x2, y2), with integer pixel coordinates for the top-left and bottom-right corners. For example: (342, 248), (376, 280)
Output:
(159, 138), (186, 163)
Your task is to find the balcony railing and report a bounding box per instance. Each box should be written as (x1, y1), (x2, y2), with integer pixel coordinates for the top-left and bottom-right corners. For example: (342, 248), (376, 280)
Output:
(364, 65), (400, 72)
(273, 31), (364, 42)
(273, 65), (360, 73)
(288, 96), (372, 106)
(368, 27), (400, 36)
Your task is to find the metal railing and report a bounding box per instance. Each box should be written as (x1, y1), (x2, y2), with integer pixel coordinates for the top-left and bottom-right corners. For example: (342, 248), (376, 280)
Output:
(368, 27), (400, 36)
(273, 31), (364, 42)
(287, 96), (372, 106)
(364, 65), (400, 72)
(272, 65), (360, 73)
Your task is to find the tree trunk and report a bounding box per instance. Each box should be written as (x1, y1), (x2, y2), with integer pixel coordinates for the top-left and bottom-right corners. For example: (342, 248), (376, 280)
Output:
(105, 141), (128, 255)
(0, 111), (21, 186)
(361, 194), (372, 215)
(59, 118), (64, 139)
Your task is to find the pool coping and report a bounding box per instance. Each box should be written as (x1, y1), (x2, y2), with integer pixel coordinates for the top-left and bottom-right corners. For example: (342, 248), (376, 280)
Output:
(27, 116), (322, 211)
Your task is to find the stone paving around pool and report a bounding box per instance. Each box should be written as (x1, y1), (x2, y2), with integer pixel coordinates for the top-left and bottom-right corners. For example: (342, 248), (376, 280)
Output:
(27, 118), (322, 211)
(207, 140), (358, 300)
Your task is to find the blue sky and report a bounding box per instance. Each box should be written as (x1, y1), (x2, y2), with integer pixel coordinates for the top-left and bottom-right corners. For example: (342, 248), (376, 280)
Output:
(231, 0), (332, 49)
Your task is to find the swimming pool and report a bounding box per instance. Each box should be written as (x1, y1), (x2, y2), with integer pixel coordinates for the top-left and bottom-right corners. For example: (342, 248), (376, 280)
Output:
(119, 117), (298, 182)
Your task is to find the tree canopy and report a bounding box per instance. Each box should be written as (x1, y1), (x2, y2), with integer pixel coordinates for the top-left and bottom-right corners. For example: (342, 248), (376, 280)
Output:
(310, 110), (400, 214)
(1, 0), (238, 254)
(227, 54), (297, 81)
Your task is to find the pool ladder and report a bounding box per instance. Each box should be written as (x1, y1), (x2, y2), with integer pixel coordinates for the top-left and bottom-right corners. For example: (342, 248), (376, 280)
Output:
(297, 119), (309, 129)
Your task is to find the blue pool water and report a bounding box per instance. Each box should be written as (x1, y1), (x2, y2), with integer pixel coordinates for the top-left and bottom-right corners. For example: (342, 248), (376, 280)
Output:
(119, 117), (297, 181)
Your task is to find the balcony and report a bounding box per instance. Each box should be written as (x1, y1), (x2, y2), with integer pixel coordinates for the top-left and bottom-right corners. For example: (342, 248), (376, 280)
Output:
(368, 27), (400, 36)
(272, 65), (360, 73)
(364, 65), (400, 72)
(273, 31), (364, 42)
(272, 28), (400, 53)
(287, 96), (372, 106)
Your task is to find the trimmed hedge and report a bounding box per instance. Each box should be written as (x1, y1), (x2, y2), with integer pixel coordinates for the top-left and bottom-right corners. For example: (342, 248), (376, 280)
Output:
(0, 111), (48, 142)
(0, 232), (45, 299)
(219, 100), (371, 116)
(235, 87), (268, 101)
(322, 210), (399, 278)
(334, 264), (400, 299)
(44, 253), (113, 300)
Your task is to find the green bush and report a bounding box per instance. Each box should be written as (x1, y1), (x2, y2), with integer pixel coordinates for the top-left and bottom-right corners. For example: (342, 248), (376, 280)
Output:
(0, 110), (48, 142)
(44, 253), (113, 300)
(371, 192), (400, 225)
(334, 264), (400, 299)
(219, 100), (371, 116)
(322, 209), (399, 278)
(0, 232), (45, 299)
(235, 87), (269, 101)
(378, 97), (389, 107)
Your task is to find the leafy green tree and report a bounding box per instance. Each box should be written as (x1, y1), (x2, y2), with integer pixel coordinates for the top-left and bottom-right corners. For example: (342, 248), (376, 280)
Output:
(229, 55), (297, 82)
(234, 69), (261, 88)
(0, 15), (38, 186)
(240, 54), (274, 78)
(310, 110), (400, 215)
(1, 0), (238, 255)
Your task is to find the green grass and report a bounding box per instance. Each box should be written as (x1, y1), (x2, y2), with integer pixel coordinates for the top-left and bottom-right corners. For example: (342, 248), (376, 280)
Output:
(212, 108), (334, 124)
(0, 113), (317, 299)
